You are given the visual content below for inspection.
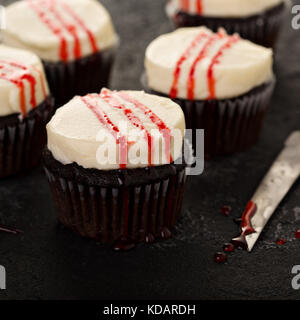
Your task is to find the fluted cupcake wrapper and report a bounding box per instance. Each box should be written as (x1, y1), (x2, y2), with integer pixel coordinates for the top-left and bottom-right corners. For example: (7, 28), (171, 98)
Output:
(45, 167), (186, 243)
(142, 75), (275, 157)
(43, 47), (116, 109)
(44, 162), (188, 246)
(170, 2), (286, 48)
(0, 96), (54, 179)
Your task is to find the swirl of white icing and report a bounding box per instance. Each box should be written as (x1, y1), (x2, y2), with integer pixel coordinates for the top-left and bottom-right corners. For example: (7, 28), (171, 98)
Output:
(47, 89), (186, 170)
(2, 0), (119, 62)
(0, 44), (49, 117)
(145, 27), (273, 100)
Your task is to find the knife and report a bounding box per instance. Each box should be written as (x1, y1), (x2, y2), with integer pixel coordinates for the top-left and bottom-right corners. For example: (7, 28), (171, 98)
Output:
(232, 131), (300, 252)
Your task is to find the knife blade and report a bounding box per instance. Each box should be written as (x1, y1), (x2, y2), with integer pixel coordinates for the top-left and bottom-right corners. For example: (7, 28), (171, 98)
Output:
(232, 131), (300, 252)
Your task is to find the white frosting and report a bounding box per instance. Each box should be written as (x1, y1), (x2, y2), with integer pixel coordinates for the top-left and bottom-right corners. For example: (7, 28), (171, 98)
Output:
(47, 90), (186, 170)
(145, 27), (273, 100)
(167, 0), (284, 18)
(3, 0), (119, 62)
(0, 44), (49, 117)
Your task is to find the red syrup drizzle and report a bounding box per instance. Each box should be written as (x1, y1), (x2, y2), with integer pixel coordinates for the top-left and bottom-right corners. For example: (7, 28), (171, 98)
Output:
(170, 30), (239, 101)
(27, 0), (68, 62)
(117, 92), (173, 163)
(42, 0), (81, 59)
(180, 0), (190, 11)
(81, 95), (128, 169)
(5, 60), (48, 99)
(187, 33), (222, 100)
(196, 0), (203, 14)
(169, 32), (208, 99)
(28, 0), (98, 62)
(0, 60), (46, 116)
(60, 0), (99, 53)
(100, 89), (154, 166)
(207, 35), (240, 99)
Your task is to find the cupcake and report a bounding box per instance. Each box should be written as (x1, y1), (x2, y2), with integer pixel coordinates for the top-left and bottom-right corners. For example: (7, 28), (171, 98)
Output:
(3, 0), (119, 108)
(143, 27), (275, 157)
(43, 89), (190, 248)
(0, 44), (53, 178)
(166, 0), (287, 48)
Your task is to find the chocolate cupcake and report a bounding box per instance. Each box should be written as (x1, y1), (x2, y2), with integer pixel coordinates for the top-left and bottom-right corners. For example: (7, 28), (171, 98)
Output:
(3, 0), (119, 108)
(0, 45), (53, 178)
(144, 27), (275, 157)
(43, 89), (190, 248)
(166, 0), (287, 48)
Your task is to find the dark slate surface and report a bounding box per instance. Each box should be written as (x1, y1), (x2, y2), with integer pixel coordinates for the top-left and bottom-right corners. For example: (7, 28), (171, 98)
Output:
(0, 0), (299, 300)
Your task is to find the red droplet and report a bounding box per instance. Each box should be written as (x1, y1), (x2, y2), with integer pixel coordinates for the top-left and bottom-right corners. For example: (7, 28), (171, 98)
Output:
(276, 238), (286, 245)
(223, 243), (235, 252)
(295, 230), (300, 239)
(221, 205), (232, 216)
(214, 252), (227, 264)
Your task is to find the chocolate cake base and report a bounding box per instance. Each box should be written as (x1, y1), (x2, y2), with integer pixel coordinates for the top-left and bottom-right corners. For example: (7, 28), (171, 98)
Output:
(143, 76), (275, 157)
(43, 47), (116, 109)
(171, 3), (285, 48)
(0, 96), (54, 179)
(43, 149), (189, 247)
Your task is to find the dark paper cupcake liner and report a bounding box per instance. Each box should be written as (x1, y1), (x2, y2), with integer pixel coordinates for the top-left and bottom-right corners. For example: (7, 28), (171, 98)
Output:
(43, 148), (190, 247)
(142, 75), (275, 157)
(171, 2), (286, 48)
(0, 96), (54, 179)
(43, 47), (116, 109)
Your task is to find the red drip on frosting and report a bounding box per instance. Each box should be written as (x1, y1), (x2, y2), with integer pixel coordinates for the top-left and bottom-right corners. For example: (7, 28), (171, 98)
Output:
(27, 0), (68, 62)
(187, 34), (221, 100)
(207, 35), (240, 99)
(179, 0), (202, 14)
(0, 60), (46, 115)
(20, 74), (37, 108)
(43, 0), (81, 59)
(117, 92), (173, 164)
(3, 60), (48, 99)
(100, 89), (154, 166)
(60, 1), (99, 53)
(28, 0), (99, 62)
(170, 32), (208, 99)
(81, 95), (128, 169)
(196, 0), (203, 14)
(180, 0), (190, 11)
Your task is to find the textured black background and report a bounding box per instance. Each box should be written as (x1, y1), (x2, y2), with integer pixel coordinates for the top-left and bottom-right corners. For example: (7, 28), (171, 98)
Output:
(0, 0), (299, 300)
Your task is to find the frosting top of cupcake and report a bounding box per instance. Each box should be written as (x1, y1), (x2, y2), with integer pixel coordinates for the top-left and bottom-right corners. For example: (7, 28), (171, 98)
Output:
(145, 27), (273, 100)
(167, 0), (284, 18)
(0, 44), (49, 117)
(47, 89), (185, 170)
(3, 0), (118, 62)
